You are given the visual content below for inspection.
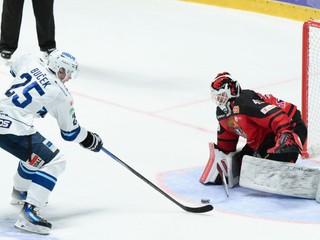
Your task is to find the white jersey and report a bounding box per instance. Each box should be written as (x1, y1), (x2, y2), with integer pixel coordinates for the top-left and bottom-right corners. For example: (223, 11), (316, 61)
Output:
(0, 54), (87, 143)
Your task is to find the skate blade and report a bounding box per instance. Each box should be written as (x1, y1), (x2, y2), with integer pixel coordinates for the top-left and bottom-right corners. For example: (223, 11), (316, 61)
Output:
(11, 199), (25, 205)
(14, 219), (50, 235)
(11, 199), (48, 206)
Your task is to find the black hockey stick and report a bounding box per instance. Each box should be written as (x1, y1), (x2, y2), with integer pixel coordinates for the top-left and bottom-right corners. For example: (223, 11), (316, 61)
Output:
(101, 147), (213, 213)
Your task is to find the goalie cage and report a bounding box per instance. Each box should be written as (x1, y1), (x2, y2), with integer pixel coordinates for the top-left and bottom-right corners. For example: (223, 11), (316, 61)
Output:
(302, 19), (320, 158)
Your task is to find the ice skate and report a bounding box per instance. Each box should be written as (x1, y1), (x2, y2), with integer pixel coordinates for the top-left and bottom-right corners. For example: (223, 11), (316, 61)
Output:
(14, 202), (52, 235)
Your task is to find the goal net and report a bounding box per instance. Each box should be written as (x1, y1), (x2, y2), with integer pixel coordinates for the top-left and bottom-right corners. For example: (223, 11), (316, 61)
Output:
(302, 20), (320, 157)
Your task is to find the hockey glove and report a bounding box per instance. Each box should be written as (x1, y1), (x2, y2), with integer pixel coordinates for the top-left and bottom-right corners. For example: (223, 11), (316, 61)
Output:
(267, 130), (302, 154)
(79, 131), (103, 152)
(200, 143), (228, 185)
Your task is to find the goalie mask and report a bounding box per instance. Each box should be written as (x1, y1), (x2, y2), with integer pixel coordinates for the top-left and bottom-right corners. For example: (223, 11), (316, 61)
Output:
(47, 50), (79, 83)
(210, 72), (241, 114)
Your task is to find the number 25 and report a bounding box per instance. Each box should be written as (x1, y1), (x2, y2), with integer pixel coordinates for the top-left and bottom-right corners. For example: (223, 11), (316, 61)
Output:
(5, 73), (45, 108)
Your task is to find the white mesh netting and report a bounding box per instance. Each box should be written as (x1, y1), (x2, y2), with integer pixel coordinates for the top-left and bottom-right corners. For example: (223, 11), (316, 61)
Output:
(305, 20), (320, 156)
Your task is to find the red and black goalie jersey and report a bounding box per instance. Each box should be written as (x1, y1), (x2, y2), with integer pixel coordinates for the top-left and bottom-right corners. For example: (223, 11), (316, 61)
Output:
(216, 89), (298, 154)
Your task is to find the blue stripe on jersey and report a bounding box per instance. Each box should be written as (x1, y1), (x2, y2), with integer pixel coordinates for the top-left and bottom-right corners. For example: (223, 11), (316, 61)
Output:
(60, 127), (81, 141)
(18, 162), (57, 191)
(17, 162), (36, 180)
(33, 171), (57, 191)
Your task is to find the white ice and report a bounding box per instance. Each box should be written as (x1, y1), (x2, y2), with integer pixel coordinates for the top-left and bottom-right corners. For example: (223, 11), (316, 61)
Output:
(0, 0), (319, 239)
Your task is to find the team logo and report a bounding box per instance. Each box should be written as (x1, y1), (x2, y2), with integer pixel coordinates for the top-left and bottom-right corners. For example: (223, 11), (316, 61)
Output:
(227, 118), (246, 138)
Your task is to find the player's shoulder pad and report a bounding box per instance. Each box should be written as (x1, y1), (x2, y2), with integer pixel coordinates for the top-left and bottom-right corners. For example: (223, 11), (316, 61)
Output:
(11, 54), (37, 73)
(233, 89), (266, 115)
(235, 90), (260, 104)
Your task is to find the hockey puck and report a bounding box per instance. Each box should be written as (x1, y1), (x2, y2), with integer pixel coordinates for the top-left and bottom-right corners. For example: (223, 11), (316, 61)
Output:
(201, 199), (210, 204)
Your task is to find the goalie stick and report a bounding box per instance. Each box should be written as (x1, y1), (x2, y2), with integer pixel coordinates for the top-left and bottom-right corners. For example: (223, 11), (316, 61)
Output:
(211, 143), (229, 197)
(101, 147), (213, 213)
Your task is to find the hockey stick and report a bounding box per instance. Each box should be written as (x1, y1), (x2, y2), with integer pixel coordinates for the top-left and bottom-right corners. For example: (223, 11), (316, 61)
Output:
(101, 147), (213, 213)
(217, 163), (229, 197)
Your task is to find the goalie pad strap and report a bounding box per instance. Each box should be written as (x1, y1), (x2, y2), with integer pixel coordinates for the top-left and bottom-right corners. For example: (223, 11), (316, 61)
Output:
(226, 152), (241, 188)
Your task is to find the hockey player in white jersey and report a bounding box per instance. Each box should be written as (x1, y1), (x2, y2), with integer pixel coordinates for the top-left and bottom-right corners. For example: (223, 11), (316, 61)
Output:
(0, 50), (103, 235)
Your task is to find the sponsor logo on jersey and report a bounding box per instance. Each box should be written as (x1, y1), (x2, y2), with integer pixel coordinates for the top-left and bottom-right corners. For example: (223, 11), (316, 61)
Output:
(261, 105), (277, 114)
(0, 118), (12, 128)
(28, 153), (45, 168)
(233, 105), (240, 114)
(68, 101), (78, 125)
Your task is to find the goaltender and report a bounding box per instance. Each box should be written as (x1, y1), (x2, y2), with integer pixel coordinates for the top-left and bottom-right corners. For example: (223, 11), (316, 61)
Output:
(200, 72), (307, 185)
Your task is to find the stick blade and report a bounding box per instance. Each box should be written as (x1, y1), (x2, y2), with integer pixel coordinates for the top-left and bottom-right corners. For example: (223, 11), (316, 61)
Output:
(183, 204), (214, 213)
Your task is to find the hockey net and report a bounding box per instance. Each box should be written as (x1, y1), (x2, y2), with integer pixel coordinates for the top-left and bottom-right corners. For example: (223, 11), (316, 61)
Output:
(302, 20), (320, 157)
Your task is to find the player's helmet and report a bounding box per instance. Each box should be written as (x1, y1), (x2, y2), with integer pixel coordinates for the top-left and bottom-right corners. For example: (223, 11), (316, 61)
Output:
(210, 72), (241, 106)
(47, 50), (79, 83)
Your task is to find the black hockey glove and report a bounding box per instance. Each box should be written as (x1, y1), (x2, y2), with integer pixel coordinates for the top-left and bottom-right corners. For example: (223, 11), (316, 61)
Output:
(79, 131), (103, 152)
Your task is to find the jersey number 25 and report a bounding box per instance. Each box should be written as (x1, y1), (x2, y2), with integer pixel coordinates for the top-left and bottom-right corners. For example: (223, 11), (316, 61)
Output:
(5, 73), (45, 108)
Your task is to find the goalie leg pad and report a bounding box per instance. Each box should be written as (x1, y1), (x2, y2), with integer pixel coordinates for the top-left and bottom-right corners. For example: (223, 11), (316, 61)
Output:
(317, 179), (320, 203)
(240, 155), (320, 200)
(200, 143), (227, 184)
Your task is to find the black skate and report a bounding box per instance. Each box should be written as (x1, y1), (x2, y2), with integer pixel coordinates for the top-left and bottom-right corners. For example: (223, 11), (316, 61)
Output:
(14, 203), (52, 235)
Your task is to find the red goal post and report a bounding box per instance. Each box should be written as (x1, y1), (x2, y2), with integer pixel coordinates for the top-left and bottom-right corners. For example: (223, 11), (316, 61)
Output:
(302, 20), (320, 158)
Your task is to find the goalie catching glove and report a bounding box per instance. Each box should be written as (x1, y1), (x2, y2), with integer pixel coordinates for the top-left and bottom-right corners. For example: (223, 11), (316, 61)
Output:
(267, 130), (302, 155)
(80, 131), (103, 152)
(200, 143), (228, 185)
